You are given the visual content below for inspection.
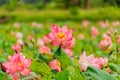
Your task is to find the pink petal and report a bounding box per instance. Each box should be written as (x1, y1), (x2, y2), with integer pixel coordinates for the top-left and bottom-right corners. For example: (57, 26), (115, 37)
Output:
(51, 40), (61, 46)
(65, 30), (73, 40)
(12, 73), (20, 80)
(61, 25), (67, 33)
(52, 25), (60, 33)
(24, 59), (32, 67)
(21, 68), (31, 76)
(46, 33), (55, 40)
(80, 51), (86, 59)
(88, 54), (95, 60)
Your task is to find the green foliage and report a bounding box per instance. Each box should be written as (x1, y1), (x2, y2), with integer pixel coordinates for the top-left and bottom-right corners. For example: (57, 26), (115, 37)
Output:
(0, 68), (7, 80)
(56, 70), (69, 80)
(54, 47), (86, 80)
(54, 47), (75, 69)
(30, 59), (51, 79)
(86, 66), (117, 80)
(109, 63), (120, 74)
(0, 17), (120, 79)
(0, 7), (120, 22)
(66, 66), (85, 80)
(5, 0), (18, 10)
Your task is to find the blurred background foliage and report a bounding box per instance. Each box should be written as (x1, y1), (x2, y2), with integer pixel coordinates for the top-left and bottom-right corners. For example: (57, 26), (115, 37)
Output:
(0, 0), (120, 23)
(0, 0), (119, 9)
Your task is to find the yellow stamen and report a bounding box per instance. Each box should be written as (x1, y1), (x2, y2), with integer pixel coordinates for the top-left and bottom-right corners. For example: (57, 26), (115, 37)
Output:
(43, 50), (48, 53)
(57, 32), (65, 40)
(18, 62), (23, 67)
(56, 60), (61, 67)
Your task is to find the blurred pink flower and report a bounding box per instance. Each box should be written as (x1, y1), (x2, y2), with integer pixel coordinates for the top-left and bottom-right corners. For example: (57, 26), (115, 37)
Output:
(99, 40), (110, 50)
(112, 21), (120, 27)
(48, 59), (61, 72)
(2, 53), (32, 80)
(12, 44), (21, 53)
(79, 51), (102, 72)
(117, 35), (120, 45)
(106, 68), (111, 73)
(99, 34), (112, 50)
(63, 48), (73, 56)
(81, 20), (89, 27)
(99, 57), (108, 67)
(32, 21), (37, 26)
(32, 21), (43, 28)
(10, 31), (15, 36)
(17, 39), (24, 46)
(36, 37), (50, 47)
(14, 22), (20, 29)
(98, 20), (109, 28)
(46, 25), (73, 48)
(39, 46), (51, 54)
(42, 36), (50, 44)
(78, 34), (85, 39)
(69, 38), (75, 48)
(36, 23), (43, 28)
(27, 35), (34, 41)
(36, 38), (44, 47)
(15, 32), (23, 39)
(91, 27), (99, 37)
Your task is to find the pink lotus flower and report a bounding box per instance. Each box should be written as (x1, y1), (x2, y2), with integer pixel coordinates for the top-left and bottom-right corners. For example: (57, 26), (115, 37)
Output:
(32, 21), (37, 26)
(91, 27), (99, 37)
(36, 38), (44, 47)
(48, 59), (61, 72)
(78, 34), (85, 39)
(46, 25), (73, 48)
(15, 32), (23, 39)
(27, 35), (34, 41)
(81, 20), (89, 27)
(117, 35), (120, 45)
(12, 44), (21, 53)
(106, 68), (111, 73)
(39, 46), (51, 54)
(99, 34), (112, 50)
(17, 39), (24, 46)
(36, 37), (50, 47)
(99, 40), (110, 50)
(112, 21), (120, 27)
(42, 36), (50, 44)
(2, 53), (32, 80)
(98, 20), (109, 28)
(32, 22), (43, 28)
(99, 57), (108, 67)
(63, 48), (73, 56)
(79, 51), (102, 72)
(14, 22), (20, 29)
(10, 31), (15, 36)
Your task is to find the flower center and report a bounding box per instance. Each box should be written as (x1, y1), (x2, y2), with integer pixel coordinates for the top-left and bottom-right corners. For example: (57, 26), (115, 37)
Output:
(18, 62), (23, 67)
(56, 60), (61, 67)
(43, 49), (48, 53)
(57, 32), (65, 40)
